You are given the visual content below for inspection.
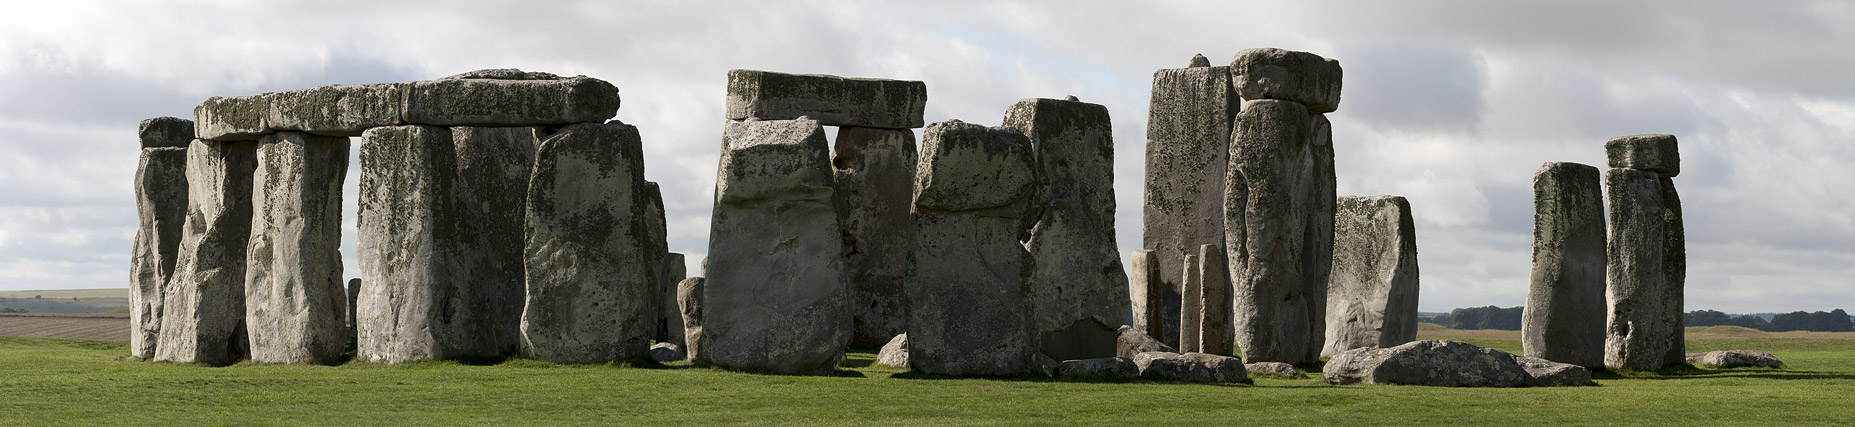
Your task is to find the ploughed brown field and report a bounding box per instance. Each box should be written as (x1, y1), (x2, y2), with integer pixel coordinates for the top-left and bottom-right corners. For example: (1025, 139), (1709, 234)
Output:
(0, 313), (130, 341)
(1416, 322), (1855, 341)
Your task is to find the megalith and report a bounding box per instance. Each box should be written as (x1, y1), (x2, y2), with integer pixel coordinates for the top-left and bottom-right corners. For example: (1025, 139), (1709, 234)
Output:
(1004, 97), (1128, 362)
(155, 138), (257, 366)
(677, 277), (705, 361)
(906, 120), (1039, 377)
(1198, 244), (1235, 356)
(1129, 249), (1165, 340)
(701, 117), (849, 375)
(1226, 98), (1314, 364)
(521, 122), (654, 364)
(1179, 253), (1202, 354)
(245, 131), (350, 364)
(724, 70), (928, 129)
(661, 252), (687, 346)
(1228, 48), (1344, 114)
(450, 126), (540, 356)
(1302, 114), (1337, 363)
(193, 69), (621, 141)
(831, 126), (918, 346)
(1321, 196), (1420, 358)
(1142, 55), (1236, 347)
(131, 117), (191, 358)
(640, 181), (669, 342)
(1602, 134), (1684, 371)
(1523, 162), (1606, 367)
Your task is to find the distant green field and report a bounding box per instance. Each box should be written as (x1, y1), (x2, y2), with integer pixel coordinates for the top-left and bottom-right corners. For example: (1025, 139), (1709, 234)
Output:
(1, 335), (1850, 425)
(0, 289), (129, 314)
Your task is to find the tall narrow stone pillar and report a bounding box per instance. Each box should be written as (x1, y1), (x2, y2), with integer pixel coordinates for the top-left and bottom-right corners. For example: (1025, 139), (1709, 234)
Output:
(245, 131), (349, 364)
(1602, 134), (1683, 371)
(1129, 249), (1164, 339)
(832, 126), (918, 346)
(451, 126), (539, 357)
(1322, 196), (1420, 358)
(661, 252), (687, 345)
(356, 125), (465, 363)
(640, 181), (669, 343)
(131, 117), (192, 358)
(1523, 162), (1606, 367)
(1303, 114), (1336, 363)
(155, 138), (256, 366)
(1179, 254), (1202, 353)
(1143, 54), (1236, 347)
(1198, 244), (1235, 356)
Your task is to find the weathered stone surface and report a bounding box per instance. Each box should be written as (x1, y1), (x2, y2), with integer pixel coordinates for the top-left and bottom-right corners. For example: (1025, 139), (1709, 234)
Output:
(1660, 177), (1687, 367)
(724, 70), (927, 129)
(640, 181), (669, 343)
(404, 74), (620, 127)
(1187, 53), (1211, 68)
(1604, 168), (1671, 371)
(1132, 351), (1250, 383)
(155, 139), (256, 366)
(1686, 350), (1782, 369)
(130, 145), (188, 358)
(1116, 325), (1177, 358)
(520, 122), (653, 364)
(1245, 361), (1301, 378)
(906, 120), (1039, 377)
(1052, 357), (1140, 380)
(442, 69), (563, 80)
(830, 127), (917, 345)
(1143, 63), (1235, 347)
(1128, 250), (1165, 341)
(450, 126), (539, 357)
(1523, 162), (1607, 367)
(1229, 48), (1344, 113)
(702, 117), (849, 375)
(650, 342), (686, 362)
(876, 333), (909, 368)
(660, 252), (687, 346)
(1322, 196), (1420, 358)
(1301, 114), (1336, 363)
(346, 278), (359, 354)
(1228, 99), (1315, 364)
(245, 131), (349, 364)
(265, 84), (406, 137)
(677, 277), (705, 361)
(194, 95), (271, 141)
(1605, 134), (1680, 178)
(1179, 254), (1202, 353)
(1324, 340), (1593, 387)
(139, 117), (195, 148)
(1198, 244), (1234, 356)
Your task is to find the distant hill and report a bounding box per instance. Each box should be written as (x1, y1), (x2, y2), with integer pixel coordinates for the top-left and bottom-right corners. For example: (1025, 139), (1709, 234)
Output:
(0, 289), (130, 314)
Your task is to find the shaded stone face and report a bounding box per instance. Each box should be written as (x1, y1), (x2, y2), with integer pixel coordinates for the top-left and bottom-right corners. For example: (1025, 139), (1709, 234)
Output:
(1658, 177), (1686, 367)
(139, 117), (195, 148)
(906, 120), (1039, 377)
(660, 252), (687, 346)
(245, 131), (350, 364)
(130, 146), (188, 358)
(1604, 134), (1680, 178)
(1301, 113), (1336, 363)
(1227, 99), (1315, 364)
(193, 70), (622, 141)
(450, 126), (540, 358)
(1523, 162), (1606, 368)
(701, 118), (849, 376)
(831, 126), (918, 346)
(1322, 196), (1420, 358)
(724, 70), (927, 129)
(676, 277), (705, 361)
(156, 139), (257, 366)
(521, 122), (653, 364)
(640, 182), (669, 343)
(1603, 168), (1671, 371)
(1197, 244), (1235, 356)
(1228, 48), (1344, 113)
(1142, 64), (1235, 347)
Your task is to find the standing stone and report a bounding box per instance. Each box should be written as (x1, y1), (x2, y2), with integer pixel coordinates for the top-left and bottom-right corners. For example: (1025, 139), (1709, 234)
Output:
(1228, 48), (1344, 113)
(1660, 177), (1686, 366)
(1179, 254), (1202, 353)
(1004, 97), (1127, 362)
(155, 139), (256, 366)
(1143, 58), (1235, 347)
(356, 125), (464, 363)
(1523, 162), (1606, 367)
(450, 126), (539, 356)
(661, 252), (687, 345)
(1302, 114), (1336, 363)
(831, 126), (918, 346)
(677, 277), (705, 361)
(906, 120), (1039, 377)
(1198, 244), (1234, 356)
(640, 181), (669, 342)
(702, 118), (849, 375)
(1321, 196), (1421, 358)
(131, 117), (192, 358)
(724, 70), (928, 129)
(521, 122), (654, 364)
(346, 278), (359, 355)
(1604, 168), (1669, 371)
(1227, 99), (1314, 364)
(245, 131), (349, 364)
(1128, 249), (1164, 340)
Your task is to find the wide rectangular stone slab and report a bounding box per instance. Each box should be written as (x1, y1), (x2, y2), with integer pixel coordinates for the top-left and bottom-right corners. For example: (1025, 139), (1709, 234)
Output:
(1605, 134), (1680, 177)
(1322, 196), (1420, 358)
(1604, 168), (1671, 371)
(831, 126), (918, 345)
(1523, 162), (1607, 368)
(1229, 48), (1343, 113)
(1143, 63), (1235, 348)
(265, 83), (407, 137)
(130, 145), (188, 358)
(725, 70), (927, 129)
(155, 139), (256, 366)
(245, 131), (350, 364)
(195, 95), (271, 141)
(404, 76), (620, 127)
(195, 71), (621, 141)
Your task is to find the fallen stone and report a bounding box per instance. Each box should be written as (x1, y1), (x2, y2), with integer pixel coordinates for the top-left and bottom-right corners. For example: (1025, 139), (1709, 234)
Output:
(1228, 98), (1315, 364)
(139, 117), (195, 148)
(877, 333), (909, 368)
(403, 73), (620, 127)
(155, 139), (257, 366)
(650, 342), (686, 363)
(906, 119), (1039, 377)
(1198, 244), (1235, 356)
(1052, 357), (1140, 380)
(702, 117), (849, 375)
(1686, 350), (1783, 369)
(831, 126), (917, 345)
(449, 126), (539, 357)
(1179, 253), (1202, 353)
(1132, 351), (1250, 383)
(1604, 134), (1680, 178)
(1604, 168), (1671, 371)
(1229, 48), (1344, 113)
(1143, 62), (1235, 347)
(194, 95), (271, 141)
(130, 142), (189, 358)
(1245, 361), (1301, 378)
(724, 70), (927, 129)
(245, 131), (350, 364)
(520, 122), (653, 364)
(1514, 355), (1595, 386)
(1523, 162), (1607, 368)
(1128, 250), (1166, 342)
(1116, 325), (1177, 358)
(264, 83), (406, 137)
(677, 277), (705, 361)
(1322, 196), (1420, 358)
(1324, 340), (1593, 387)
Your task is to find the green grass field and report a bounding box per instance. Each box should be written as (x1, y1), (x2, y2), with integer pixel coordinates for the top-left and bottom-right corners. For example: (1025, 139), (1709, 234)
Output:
(0, 288), (129, 314)
(2, 335), (1851, 425)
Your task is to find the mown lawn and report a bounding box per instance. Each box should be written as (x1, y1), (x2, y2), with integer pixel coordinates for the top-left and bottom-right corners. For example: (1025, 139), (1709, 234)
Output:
(1, 335), (1850, 425)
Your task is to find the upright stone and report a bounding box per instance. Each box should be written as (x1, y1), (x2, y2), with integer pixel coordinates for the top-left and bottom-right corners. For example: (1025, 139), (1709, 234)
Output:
(906, 120), (1039, 376)
(702, 118), (849, 375)
(245, 131), (350, 364)
(521, 122), (653, 364)
(450, 126), (539, 356)
(1004, 97), (1127, 362)
(155, 139), (256, 366)
(346, 278), (359, 355)
(661, 252), (687, 346)
(1128, 250), (1165, 340)
(1179, 254), (1202, 353)
(356, 125), (466, 363)
(131, 117), (192, 358)
(641, 181), (669, 342)
(831, 126), (918, 346)
(724, 70), (928, 129)
(1321, 196), (1421, 358)
(1199, 244), (1235, 356)
(677, 277), (705, 361)
(1227, 98), (1314, 364)
(1302, 113), (1337, 363)
(1523, 162), (1606, 367)
(1229, 48), (1344, 113)
(1143, 56), (1236, 347)
(1603, 168), (1670, 371)
(1660, 177), (1686, 366)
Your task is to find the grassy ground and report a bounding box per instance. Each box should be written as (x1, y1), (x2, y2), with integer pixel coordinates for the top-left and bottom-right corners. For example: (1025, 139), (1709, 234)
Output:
(2, 332), (1851, 425)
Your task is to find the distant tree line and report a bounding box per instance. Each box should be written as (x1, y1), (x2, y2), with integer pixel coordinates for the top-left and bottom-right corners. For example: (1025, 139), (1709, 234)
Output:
(0, 307), (26, 313)
(1687, 309), (1853, 332)
(1427, 306), (1524, 331)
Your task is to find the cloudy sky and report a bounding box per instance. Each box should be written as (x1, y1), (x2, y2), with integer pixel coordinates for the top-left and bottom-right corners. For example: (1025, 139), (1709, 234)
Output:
(2, 1), (1850, 313)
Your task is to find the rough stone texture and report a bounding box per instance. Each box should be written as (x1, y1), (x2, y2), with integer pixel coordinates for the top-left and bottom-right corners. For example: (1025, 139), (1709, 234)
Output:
(1301, 114), (1336, 363)
(724, 70), (927, 129)
(1523, 162), (1607, 367)
(1604, 168), (1671, 371)
(1227, 99), (1315, 364)
(876, 333), (909, 368)
(1143, 63), (1235, 347)
(520, 122), (653, 364)
(1052, 357), (1140, 380)
(194, 95), (271, 141)
(1228, 48), (1344, 113)
(404, 74), (621, 127)
(1128, 250), (1165, 341)
(1324, 340), (1593, 387)
(1187, 53), (1211, 68)
(1132, 351), (1250, 383)
(650, 342), (686, 362)
(1116, 325), (1177, 358)
(660, 252), (687, 346)
(676, 277), (705, 361)
(906, 120), (1039, 377)
(1321, 196), (1420, 358)
(1659, 177), (1687, 367)
(130, 144), (189, 358)
(702, 117), (849, 375)
(1003, 97), (1129, 362)
(442, 69), (563, 80)
(194, 70), (619, 141)
(830, 126), (917, 345)
(155, 139), (257, 366)
(139, 117), (195, 148)
(450, 126), (539, 357)
(346, 278), (359, 354)
(245, 131), (350, 364)
(1179, 254), (1202, 353)
(1686, 350), (1783, 369)
(1245, 361), (1301, 378)
(1198, 244), (1235, 356)
(264, 83), (406, 137)
(640, 181), (669, 343)
(1604, 134), (1680, 178)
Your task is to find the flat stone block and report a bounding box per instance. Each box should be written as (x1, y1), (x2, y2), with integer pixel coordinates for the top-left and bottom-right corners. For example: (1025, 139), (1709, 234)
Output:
(1229, 48), (1344, 113)
(139, 117), (194, 148)
(1322, 196), (1420, 358)
(404, 74), (620, 127)
(194, 95), (271, 141)
(265, 83), (407, 137)
(1604, 134), (1680, 177)
(725, 69), (927, 129)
